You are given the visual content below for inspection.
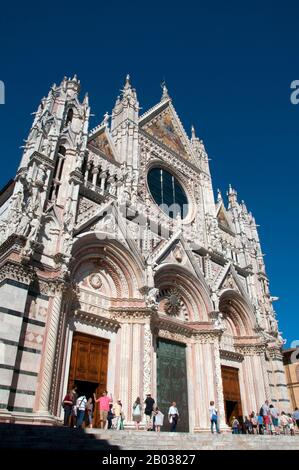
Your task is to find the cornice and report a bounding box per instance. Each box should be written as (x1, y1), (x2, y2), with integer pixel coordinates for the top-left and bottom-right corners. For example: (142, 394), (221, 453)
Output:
(220, 349), (244, 362)
(71, 309), (120, 332)
(0, 259), (34, 285)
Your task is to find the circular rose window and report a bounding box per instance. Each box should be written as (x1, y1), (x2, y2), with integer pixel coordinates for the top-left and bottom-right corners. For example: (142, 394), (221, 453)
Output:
(147, 167), (188, 219)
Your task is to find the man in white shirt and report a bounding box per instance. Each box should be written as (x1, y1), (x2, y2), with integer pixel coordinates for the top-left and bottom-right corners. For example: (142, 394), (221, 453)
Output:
(76, 395), (87, 428)
(168, 402), (179, 432)
(209, 400), (220, 434)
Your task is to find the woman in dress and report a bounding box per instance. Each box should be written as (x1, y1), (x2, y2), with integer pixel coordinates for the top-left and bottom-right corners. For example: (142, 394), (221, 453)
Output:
(154, 407), (164, 433)
(132, 397), (142, 430)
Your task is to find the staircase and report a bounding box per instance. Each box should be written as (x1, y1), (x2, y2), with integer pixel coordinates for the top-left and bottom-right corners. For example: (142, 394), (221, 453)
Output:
(0, 424), (298, 451)
(87, 429), (299, 450)
(0, 424), (118, 450)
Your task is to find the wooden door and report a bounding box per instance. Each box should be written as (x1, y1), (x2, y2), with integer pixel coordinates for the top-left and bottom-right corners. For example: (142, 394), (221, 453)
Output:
(221, 366), (243, 425)
(67, 332), (109, 426)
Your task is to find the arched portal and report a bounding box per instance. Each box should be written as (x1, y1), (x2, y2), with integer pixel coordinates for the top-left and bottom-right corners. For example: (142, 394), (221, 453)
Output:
(58, 234), (146, 426)
(153, 265), (213, 432)
(218, 290), (266, 425)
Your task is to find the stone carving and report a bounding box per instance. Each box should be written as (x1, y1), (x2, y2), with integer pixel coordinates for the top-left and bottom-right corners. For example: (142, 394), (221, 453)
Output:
(145, 287), (159, 309)
(164, 287), (183, 317)
(89, 273), (102, 290)
(214, 312), (224, 330)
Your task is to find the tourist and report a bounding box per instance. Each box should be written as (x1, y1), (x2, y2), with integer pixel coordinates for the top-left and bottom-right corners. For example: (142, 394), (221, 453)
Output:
(113, 399), (123, 430)
(132, 397), (142, 430)
(269, 404), (280, 435)
(257, 413), (264, 434)
(244, 416), (253, 434)
(249, 412), (258, 434)
(62, 390), (74, 426)
(94, 390), (112, 429)
(287, 414), (295, 436)
(107, 403), (114, 429)
(70, 386), (78, 427)
(280, 412), (289, 434)
(209, 400), (220, 434)
(260, 400), (270, 434)
(168, 401), (179, 432)
(154, 407), (164, 433)
(76, 394), (87, 428)
(292, 407), (299, 429)
(144, 393), (155, 431)
(86, 397), (93, 428)
(231, 416), (239, 434)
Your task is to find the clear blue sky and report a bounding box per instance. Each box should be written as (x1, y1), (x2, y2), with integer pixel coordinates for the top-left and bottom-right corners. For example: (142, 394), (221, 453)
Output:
(0, 1), (298, 345)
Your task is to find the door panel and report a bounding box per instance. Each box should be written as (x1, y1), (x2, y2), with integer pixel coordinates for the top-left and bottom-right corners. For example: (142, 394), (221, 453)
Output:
(157, 338), (189, 432)
(221, 365), (243, 424)
(68, 332), (109, 392)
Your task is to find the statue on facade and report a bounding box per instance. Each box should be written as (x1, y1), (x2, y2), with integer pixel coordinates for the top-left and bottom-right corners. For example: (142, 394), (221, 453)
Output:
(145, 287), (159, 310)
(214, 312), (225, 330)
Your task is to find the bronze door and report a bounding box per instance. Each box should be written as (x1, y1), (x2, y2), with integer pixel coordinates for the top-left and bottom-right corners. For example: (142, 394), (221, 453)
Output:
(157, 338), (189, 432)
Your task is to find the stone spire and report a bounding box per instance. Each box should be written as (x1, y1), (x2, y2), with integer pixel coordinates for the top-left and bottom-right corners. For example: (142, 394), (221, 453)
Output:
(227, 184), (238, 207)
(110, 75), (139, 171)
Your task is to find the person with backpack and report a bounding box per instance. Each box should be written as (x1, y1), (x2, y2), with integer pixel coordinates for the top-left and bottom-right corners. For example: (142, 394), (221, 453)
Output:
(231, 416), (240, 434)
(209, 400), (220, 434)
(132, 397), (142, 430)
(62, 390), (74, 426)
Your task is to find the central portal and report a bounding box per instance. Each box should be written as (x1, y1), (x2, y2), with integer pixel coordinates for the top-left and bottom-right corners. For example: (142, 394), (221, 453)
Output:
(157, 338), (189, 432)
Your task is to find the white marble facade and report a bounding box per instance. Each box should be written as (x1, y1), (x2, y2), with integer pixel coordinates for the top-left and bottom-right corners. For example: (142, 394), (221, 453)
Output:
(0, 75), (290, 430)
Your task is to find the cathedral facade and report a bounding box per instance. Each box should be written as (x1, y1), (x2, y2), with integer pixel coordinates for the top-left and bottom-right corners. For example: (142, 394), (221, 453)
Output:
(0, 76), (290, 431)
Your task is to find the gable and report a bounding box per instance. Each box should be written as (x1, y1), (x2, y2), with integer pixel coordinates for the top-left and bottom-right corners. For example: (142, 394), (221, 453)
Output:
(216, 204), (234, 233)
(144, 107), (188, 158)
(88, 129), (114, 160)
(140, 101), (199, 165)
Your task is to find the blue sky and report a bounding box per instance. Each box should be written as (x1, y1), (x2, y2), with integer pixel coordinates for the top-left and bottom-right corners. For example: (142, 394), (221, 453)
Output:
(0, 1), (298, 345)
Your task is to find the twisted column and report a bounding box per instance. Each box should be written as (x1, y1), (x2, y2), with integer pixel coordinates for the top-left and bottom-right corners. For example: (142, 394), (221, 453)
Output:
(36, 282), (64, 414)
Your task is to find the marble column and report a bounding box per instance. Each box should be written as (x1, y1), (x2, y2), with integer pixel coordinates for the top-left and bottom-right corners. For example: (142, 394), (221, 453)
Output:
(35, 282), (64, 415)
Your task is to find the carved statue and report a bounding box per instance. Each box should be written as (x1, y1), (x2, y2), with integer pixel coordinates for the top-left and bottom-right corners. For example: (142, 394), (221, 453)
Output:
(145, 287), (159, 309)
(214, 312), (224, 330)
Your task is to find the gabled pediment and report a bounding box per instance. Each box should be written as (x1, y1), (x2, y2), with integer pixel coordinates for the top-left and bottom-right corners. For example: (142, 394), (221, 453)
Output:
(214, 263), (249, 300)
(88, 126), (118, 162)
(140, 101), (197, 165)
(216, 202), (234, 233)
(152, 234), (209, 295)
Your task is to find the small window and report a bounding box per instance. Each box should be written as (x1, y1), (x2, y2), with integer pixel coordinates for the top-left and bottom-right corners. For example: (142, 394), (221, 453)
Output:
(65, 108), (73, 126)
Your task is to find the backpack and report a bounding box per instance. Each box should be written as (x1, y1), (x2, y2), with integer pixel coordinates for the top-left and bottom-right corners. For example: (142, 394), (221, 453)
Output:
(259, 406), (264, 416)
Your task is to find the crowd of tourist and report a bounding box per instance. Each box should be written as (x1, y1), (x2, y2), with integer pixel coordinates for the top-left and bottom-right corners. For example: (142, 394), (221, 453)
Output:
(62, 388), (179, 432)
(209, 399), (299, 435)
(62, 389), (299, 435)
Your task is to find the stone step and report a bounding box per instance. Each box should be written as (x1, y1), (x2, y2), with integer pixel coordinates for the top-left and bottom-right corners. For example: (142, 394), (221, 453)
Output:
(87, 429), (299, 450)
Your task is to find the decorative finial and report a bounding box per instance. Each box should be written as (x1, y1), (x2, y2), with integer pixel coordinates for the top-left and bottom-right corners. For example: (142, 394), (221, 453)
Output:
(191, 125), (196, 140)
(124, 74), (131, 88)
(161, 80), (170, 101)
(217, 189), (223, 202)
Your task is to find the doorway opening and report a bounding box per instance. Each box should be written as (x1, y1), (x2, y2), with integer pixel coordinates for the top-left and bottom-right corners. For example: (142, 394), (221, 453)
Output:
(67, 332), (109, 427)
(221, 365), (243, 425)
